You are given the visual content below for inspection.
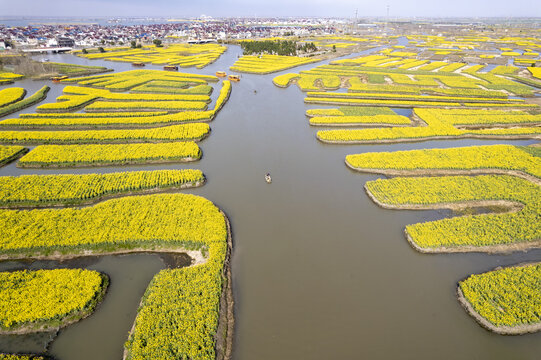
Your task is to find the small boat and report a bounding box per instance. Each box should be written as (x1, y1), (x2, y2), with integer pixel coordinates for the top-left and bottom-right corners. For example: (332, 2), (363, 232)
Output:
(265, 173), (272, 183)
(216, 71), (227, 77)
(52, 75), (69, 82)
(132, 62), (145, 67)
(163, 65), (178, 71)
(228, 74), (240, 82)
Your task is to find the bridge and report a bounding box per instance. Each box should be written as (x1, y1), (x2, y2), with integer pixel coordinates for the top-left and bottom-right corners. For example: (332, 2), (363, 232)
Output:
(21, 47), (72, 54)
(187, 39), (216, 44)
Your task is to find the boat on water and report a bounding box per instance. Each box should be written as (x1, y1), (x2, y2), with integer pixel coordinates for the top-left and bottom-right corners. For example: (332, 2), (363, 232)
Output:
(228, 74), (240, 82)
(51, 75), (69, 82)
(163, 65), (178, 71)
(216, 71), (227, 77)
(132, 62), (145, 67)
(265, 173), (272, 183)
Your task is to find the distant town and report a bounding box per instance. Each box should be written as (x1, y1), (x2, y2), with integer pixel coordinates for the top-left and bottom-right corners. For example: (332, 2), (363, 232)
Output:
(1, 16), (539, 51)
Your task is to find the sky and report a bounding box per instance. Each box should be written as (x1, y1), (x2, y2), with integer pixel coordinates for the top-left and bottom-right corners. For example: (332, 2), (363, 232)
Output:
(1, 0), (540, 18)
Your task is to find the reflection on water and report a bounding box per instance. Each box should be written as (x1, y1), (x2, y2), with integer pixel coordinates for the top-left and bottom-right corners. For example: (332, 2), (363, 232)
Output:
(0, 45), (540, 360)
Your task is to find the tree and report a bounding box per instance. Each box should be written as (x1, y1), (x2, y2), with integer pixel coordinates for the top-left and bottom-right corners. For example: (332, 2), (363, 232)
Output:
(82, 48), (88, 54)
(98, 47), (105, 53)
(240, 40), (297, 56)
(153, 39), (163, 47)
(332, 45), (336, 52)
(130, 40), (137, 48)
(136, 43), (142, 49)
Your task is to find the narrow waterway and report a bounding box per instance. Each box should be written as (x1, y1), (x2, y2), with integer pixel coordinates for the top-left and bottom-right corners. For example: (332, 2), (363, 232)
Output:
(0, 45), (540, 360)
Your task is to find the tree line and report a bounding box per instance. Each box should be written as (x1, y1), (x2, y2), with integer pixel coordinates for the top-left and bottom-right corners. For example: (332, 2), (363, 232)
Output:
(240, 40), (317, 56)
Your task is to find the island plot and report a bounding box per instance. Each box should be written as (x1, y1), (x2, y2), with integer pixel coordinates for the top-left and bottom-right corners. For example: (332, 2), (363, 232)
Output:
(0, 68), (234, 359)
(272, 37), (541, 335)
(0, 86), (50, 118)
(75, 43), (226, 69)
(0, 269), (107, 334)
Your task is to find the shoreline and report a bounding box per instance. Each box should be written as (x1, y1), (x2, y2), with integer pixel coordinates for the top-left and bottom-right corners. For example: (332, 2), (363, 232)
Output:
(346, 162), (541, 186)
(0, 246), (208, 262)
(405, 229), (541, 254)
(0, 273), (109, 335)
(216, 211), (235, 360)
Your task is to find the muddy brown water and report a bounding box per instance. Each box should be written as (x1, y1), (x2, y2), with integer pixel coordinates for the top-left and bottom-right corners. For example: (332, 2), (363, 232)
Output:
(0, 44), (540, 360)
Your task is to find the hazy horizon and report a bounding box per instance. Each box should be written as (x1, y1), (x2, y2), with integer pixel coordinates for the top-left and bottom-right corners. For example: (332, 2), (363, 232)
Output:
(1, 0), (540, 19)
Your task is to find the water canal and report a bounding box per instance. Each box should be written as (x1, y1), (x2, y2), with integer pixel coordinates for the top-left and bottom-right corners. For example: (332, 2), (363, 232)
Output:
(0, 45), (540, 360)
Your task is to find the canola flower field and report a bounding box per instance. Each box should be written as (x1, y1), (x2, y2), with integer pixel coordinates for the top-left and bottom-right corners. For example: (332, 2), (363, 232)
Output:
(273, 51), (540, 96)
(317, 108), (541, 143)
(0, 145), (27, 166)
(0, 61), (236, 359)
(2, 80), (230, 129)
(365, 175), (541, 252)
(0, 71), (24, 85)
(0, 354), (45, 360)
(0, 123), (210, 144)
(310, 114), (411, 126)
(18, 142), (201, 167)
(76, 43), (226, 69)
(0, 111), (215, 128)
(0, 169), (204, 207)
(1, 36), (540, 357)
(0, 192), (225, 267)
(230, 54), (320, 74)
(36, 86), (210, 113)
(459, 263), (541, 332)
(275, 36), (541, 337)
(0, 70), (232, 360)
(0, 86), (50, 118)
(61, 70), (217, 92)
(0, 193), (228, 359)
(0, 88), (26, 108)
(346, 145), (541, 180)
(0, 269), (107, 332)
(306, 106), (397, 117)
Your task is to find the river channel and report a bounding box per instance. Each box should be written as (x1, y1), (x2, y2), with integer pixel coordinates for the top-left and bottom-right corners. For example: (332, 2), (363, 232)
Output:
(0, 44), (540, 360)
